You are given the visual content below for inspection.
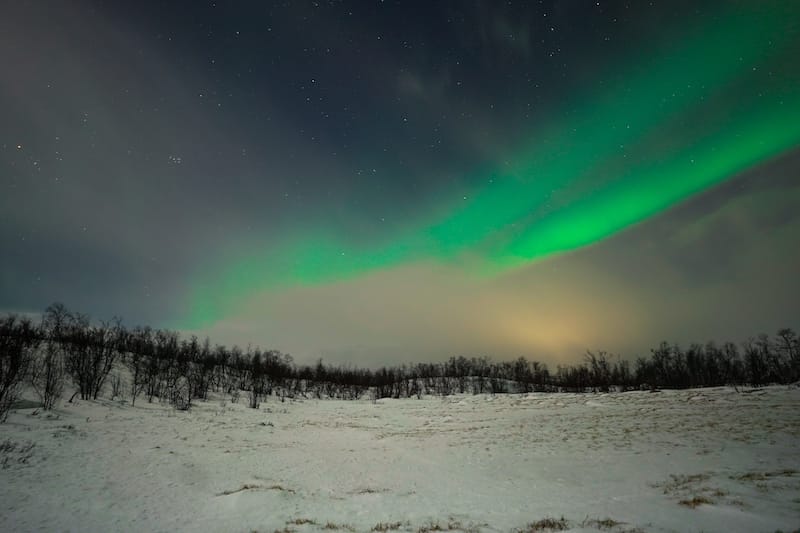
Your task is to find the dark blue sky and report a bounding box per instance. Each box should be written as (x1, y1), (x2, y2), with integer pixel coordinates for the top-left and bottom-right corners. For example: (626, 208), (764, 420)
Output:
(2, 1), (799, 364)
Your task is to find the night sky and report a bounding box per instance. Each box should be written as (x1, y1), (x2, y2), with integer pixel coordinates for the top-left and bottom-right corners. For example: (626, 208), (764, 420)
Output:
(2, 1), (799, 366)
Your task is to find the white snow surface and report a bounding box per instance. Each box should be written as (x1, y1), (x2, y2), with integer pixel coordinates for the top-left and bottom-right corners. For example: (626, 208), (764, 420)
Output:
(1, 387), (799, 532)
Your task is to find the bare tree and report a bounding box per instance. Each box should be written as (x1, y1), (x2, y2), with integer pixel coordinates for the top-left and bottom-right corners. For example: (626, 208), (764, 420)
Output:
(0, 316), (38, 421)
(124, 326), (152, 406)
(743, 338), (768, 387)
(65, 317), (123, 401)
(248, 350), (265, 408)
(26, 303), (76, 410)
(29, 342), (64, 410)
(776, 328), (799, 382)
(585, 351), (612, 392)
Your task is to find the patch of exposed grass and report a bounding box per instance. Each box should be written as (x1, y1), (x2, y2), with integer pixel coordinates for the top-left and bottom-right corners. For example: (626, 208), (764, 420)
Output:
(353, 487), (389, 494)
(734, 469), (798, 482)
(655, 473), (711, 494)
(267, 484), (296, 493)
(518, 517), (569, 532)
(415, 520), (477, 533)
(729, 498), (748, 509)
(286, 518), (316, 526)
(322, 523), (355, 531)
(582, 517), (623, 529)
(417, 522), (444, 533)
(216, 483), (296, 496)
(372, 522), (404, 532)
(217, 483), (262, 496)
(0, 439), (35, 469)
(678, 496), (713, 508)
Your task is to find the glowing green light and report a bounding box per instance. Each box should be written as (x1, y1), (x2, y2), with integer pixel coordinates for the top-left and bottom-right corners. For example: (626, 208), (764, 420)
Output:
(181, 3), (800, 329)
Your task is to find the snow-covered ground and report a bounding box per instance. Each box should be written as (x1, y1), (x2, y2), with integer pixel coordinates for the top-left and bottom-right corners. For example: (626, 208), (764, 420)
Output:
(1, 386), (798, 533)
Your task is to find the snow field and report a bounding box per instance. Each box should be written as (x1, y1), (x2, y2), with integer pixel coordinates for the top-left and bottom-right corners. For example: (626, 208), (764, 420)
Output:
(1, 386), (798, 532)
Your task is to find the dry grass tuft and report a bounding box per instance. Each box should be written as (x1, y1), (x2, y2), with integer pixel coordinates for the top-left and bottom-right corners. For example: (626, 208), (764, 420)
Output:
(518, 517), (569, 532)
(286, 518), (316, 526)
(583, 517), (623, 529)
(655, 473), (711, 494)
(216, 483), (296, 496)
(416, 522), (444, 533)
(322, 522), (355, 531)
(415, 520), (477, 533)
(353, 487), (389, 494)
(734, 469), (798, 482)
(678, 496), (713, 508)
(372, 522), (404, 532)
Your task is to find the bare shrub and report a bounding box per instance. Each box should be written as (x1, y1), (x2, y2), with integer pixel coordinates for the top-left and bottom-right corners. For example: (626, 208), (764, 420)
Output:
(164, 375), (192, 411)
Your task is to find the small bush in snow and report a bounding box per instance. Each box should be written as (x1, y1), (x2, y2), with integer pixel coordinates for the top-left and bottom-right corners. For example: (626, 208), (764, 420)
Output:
(169, 376), (192, 410)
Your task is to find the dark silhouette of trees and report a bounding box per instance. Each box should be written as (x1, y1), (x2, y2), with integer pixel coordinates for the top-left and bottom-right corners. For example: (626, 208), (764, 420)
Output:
(1, 302), (797, 422)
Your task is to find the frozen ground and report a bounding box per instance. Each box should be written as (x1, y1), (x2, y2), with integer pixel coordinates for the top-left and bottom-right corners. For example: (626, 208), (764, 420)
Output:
(1, 386), (798, 533)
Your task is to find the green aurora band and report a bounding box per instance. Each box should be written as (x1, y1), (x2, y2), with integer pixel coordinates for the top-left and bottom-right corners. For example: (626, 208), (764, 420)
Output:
(183, 4), (800, 328)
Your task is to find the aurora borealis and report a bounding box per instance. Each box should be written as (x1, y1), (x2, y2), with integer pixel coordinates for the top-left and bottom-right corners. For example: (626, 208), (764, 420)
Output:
(2, 1), (799, 365)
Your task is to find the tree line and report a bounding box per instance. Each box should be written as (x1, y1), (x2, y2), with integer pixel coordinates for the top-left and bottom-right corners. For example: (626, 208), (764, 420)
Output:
(1, 303), (798, 420)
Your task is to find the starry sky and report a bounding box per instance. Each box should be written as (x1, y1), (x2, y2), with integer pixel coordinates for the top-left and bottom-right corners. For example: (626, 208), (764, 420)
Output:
(2, 1), (799, 366)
